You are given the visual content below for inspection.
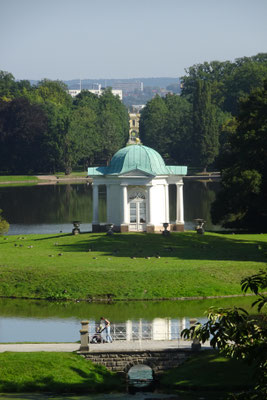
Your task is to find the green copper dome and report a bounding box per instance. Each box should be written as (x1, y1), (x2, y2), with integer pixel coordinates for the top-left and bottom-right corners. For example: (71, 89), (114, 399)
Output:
(88, 144), (187, 176)
(108, 145), (167, 175)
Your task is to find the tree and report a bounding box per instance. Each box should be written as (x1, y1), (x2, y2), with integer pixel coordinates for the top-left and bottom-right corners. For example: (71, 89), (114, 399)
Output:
(191, 80), (219, 171)
(39, 103), (71, 174)
(139, 94), (193, 165)
(139, 95), (169, 158)
(0, 71), (16, 101)
(33, 79), (72, 107)
(182, 271), (267, 399)
(181, 54), (267, 115)
(68, 105), (100, 169)
(98, 89), (129, 164)
(0, 97), (48, 173)
(163, 94), (192, 164)
(212, 82), (267, 231)
(0, 209), (9, 235)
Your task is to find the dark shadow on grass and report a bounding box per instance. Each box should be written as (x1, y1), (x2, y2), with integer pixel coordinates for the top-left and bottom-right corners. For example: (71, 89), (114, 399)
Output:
(159, 350), (256, 391)
(57, 232), (267, 263)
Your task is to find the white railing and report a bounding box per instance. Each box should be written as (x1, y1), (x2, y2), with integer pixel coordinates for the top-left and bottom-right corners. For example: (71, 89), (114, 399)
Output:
(88, 318), (194, 342)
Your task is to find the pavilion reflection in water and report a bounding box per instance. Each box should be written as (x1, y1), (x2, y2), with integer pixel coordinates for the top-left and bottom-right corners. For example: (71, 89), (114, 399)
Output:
(89, 318), (189, 341)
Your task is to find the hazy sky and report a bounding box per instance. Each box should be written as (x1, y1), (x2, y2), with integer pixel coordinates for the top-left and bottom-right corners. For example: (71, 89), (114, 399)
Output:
(1, 0), (267, 81)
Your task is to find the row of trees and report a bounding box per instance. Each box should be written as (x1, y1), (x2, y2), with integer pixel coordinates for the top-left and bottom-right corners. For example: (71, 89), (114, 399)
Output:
(211, 82), (267, 231)
(139, 54), (267, 231)
(140, 53), (267, 171)
(0, 72), (129, 174)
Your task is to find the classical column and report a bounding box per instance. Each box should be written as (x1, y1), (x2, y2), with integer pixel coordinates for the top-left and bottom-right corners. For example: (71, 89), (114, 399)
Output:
(106, 184), (110, 223)
(176, 182), (184, 224)
(147, 185), (153, 224)
(121, 184), (128, 224)
(164, 184), (170, 223)
(92, 183), (99, 225)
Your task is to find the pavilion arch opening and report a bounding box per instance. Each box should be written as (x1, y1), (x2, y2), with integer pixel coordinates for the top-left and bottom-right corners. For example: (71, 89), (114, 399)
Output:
(128, 188), (147, 232)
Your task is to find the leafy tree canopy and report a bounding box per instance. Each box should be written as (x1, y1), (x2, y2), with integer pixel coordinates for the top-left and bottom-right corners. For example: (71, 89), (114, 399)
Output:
(212, 82), (267, 231)
(181, 53), (267, 115)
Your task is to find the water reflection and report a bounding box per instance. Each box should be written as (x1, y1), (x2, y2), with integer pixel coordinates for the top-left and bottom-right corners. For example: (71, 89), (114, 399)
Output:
(0, 180), (221, 235)
(0, 297), (252, 343)
(89, 318), (193, 342)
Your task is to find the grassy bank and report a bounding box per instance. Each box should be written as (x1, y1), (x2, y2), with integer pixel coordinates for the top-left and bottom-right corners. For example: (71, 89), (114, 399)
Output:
(160, 350), (256, 392)
(0, 351), (255, 395)
(0, 232), (266, 301)
(0, 173), (90, 187)
(0, 172), (88, 185)
(0, 352), (123, 393)
(0, 176), (39, 184)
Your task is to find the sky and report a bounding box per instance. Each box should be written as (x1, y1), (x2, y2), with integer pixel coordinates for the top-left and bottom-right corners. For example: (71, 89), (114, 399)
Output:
(1, 0), (267, 81)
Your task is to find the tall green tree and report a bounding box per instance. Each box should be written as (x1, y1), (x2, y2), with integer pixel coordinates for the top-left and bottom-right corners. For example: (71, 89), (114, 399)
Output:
(24, 79), (73, 174)
(191, 80), (219, 171)
(68, 105), (100, 169)
(0, 71), (16, 101)
(0, 97), (48, 173)
(98, 89), (129, 164)
(139, 95), (169, 157)
(40, 103), (71, 173)
(162, 94), (192, 164)
(181, 54), (267, 115)
(212, 82), (267, 231)
(33, 79), (72, 107)
(139, 94), (193, 164)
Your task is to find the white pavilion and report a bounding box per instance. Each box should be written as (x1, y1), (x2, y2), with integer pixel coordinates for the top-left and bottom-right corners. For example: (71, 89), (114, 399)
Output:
(87, 144), (187, 233)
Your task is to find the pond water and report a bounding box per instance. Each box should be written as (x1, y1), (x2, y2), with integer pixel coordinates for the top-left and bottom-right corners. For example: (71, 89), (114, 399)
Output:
(0, 296), (253, 343)
(0, 180), (222, 235)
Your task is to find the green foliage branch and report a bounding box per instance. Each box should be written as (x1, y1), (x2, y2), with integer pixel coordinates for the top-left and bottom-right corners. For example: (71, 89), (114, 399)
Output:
(181, 271), (267, 399)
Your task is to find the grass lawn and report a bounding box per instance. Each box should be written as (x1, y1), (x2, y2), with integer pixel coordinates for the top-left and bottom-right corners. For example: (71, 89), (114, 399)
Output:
(160, 350), (256, 391)
(0, 232), (266, 300)
(54, 171), (88, 178)
(0, 176), (38, 183)
(0, 351), (256, 396)
(0, 172), (89, 187)
(0, 352), (123, 393)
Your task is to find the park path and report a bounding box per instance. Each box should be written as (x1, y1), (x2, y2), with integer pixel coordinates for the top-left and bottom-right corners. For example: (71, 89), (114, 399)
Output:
(0, 340), (210, 353)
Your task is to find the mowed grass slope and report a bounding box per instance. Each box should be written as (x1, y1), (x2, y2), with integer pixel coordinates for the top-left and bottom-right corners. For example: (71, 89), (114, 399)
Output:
(0, 352), (123, 393)
(0, 232), (266, 300)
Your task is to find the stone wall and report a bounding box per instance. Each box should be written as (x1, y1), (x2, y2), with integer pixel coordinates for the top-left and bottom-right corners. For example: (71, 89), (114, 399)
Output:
(80, 349), (191, 376)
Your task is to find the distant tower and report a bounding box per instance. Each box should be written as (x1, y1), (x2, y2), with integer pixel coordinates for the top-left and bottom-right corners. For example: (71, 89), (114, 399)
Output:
(128, 112), (141, 144)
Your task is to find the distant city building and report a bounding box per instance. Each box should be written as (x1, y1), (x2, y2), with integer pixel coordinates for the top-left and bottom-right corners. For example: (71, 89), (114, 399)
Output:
(132, 104), (145, 112)
(111, 81), (143, 93)
(68, 84), (122, 100)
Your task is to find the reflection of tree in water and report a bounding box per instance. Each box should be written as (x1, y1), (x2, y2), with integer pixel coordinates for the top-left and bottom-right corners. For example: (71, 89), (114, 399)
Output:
(183, 180), (220, 230)
(1, 181), (220, 227)
(0, 184), (93, 224)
